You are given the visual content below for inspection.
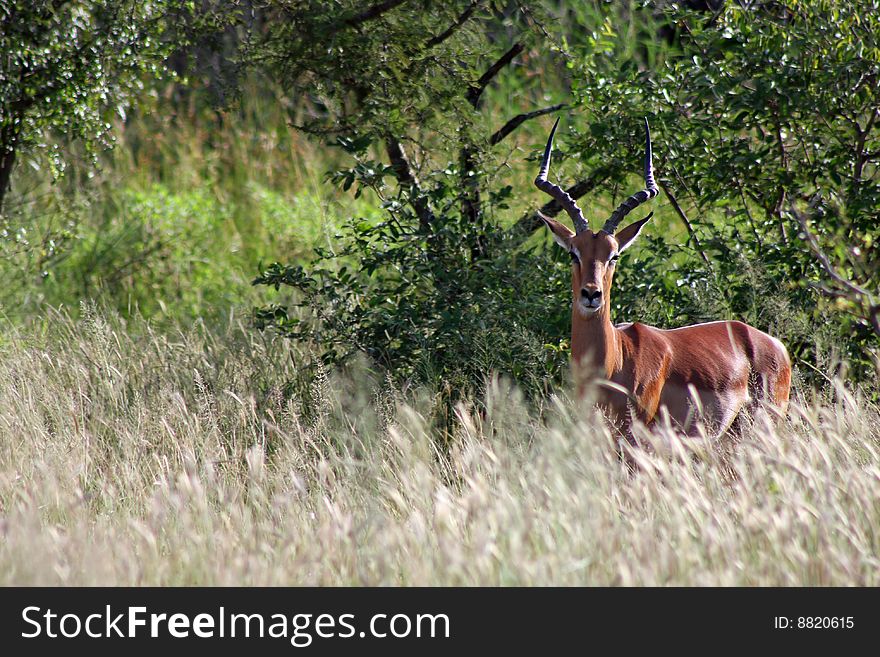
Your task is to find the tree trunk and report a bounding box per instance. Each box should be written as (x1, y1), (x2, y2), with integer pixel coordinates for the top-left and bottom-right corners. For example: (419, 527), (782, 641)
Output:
(0, 133), (17, 216)
(459, 145), (485, 260)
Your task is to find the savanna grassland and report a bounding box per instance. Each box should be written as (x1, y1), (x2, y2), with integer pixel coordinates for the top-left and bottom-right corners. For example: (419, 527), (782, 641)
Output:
(2, 307), (880, 585)
(1, 1), (879, 586)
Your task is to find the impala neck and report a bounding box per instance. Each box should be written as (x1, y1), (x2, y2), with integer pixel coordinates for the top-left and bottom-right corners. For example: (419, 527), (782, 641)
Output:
(571, 304), (622, 379)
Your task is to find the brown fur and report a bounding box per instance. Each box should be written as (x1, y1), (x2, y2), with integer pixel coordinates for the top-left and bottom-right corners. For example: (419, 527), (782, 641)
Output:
(543, 216), (791, 436)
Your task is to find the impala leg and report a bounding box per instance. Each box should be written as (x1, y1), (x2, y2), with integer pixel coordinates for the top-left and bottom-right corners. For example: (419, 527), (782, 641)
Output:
(714, 384), (750, 440)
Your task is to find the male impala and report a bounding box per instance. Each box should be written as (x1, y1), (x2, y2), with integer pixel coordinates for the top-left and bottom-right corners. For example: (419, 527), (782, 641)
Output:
(535, 118), (791, 435)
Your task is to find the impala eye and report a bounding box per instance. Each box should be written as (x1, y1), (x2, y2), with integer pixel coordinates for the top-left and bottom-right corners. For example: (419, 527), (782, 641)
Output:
(569, 251), (580, 264)
(609, 253), (620, 263)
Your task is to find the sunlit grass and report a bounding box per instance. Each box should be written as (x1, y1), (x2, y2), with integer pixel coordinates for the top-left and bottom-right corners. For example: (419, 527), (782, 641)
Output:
(0, 71), (691, 326)
(1, 309), (877, 585)
(0, 79), (384, 322)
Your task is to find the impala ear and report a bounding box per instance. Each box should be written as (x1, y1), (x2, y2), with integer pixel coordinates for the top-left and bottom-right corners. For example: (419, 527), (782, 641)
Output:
(615, 212), (653, 253)
(538, 212), (575, 250)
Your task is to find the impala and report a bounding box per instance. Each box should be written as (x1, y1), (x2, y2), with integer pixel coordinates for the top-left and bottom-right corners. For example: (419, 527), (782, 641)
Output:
(535, 118), (791, 436)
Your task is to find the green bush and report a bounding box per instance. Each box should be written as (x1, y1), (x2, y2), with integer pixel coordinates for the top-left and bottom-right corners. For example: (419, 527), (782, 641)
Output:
(251, 0), (878, 400)
(253, 175), (572, 402)
(566, 0), (880, 378)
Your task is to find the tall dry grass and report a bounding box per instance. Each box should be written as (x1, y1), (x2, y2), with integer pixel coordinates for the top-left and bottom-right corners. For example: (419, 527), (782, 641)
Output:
(1, 306), (878, 585)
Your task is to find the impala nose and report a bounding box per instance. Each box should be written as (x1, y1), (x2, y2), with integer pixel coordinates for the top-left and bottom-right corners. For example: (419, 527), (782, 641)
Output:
(580, 285), (602, 308)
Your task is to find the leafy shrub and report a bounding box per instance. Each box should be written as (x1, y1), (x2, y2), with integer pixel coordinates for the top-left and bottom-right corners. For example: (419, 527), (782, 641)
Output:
(252, 0), (880, 399)
(566, 0), (880, 379)
(253, 174), (572, 402)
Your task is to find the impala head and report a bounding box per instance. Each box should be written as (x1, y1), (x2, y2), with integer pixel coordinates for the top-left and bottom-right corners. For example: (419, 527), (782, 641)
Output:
(535, 118), (658, 318)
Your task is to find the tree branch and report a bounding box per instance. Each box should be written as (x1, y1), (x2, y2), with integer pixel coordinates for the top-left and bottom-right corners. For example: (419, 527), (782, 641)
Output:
(791, 205), (871, 299)
(511, 165), (615, 240)
(343, 0), (409, 27)
(490, 104), (566, 146)
(659, 179), (713, 272)
(457, 41), (523, 245)
(466, 42), (524, 108)
(771, 104), (790, 244)
(425, 0), (483, 49)
(870, 303), (880, 339)
(385, 137), (434, 229)
(852, 106), (879, 197)
(797, 207), (880, 339)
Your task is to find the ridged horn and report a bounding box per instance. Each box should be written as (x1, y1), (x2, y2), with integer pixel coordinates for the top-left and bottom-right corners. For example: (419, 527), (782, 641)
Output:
(602, 117), (659, 234)
(534, 118), (589, 234)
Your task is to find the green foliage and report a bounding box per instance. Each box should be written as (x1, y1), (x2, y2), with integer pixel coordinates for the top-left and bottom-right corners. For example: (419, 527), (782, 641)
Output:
(567, 0), (880, 376)
(1, 177), (370, 322)
(0, 0), (188, 213)
(249, 0), (583, 232)
(0, 76), (378, 322)
(253, 176), (571, 399)
(3, 0), (878, 401)
(256, 1), (538, 139)
(251, 0), (581, 399)
(251, 0), (879, 395)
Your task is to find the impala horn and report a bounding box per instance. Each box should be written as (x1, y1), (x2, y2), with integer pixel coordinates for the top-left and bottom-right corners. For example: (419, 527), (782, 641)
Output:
(602, 117), (659, 234)
(534, 118), (589, 234)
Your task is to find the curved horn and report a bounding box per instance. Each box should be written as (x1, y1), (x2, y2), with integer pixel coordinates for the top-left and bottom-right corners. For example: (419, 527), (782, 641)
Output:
(602, 117), (659, 234)
(534, 118), (589, 234)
